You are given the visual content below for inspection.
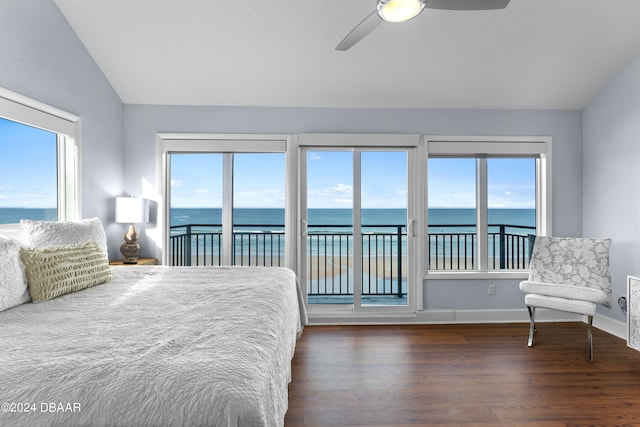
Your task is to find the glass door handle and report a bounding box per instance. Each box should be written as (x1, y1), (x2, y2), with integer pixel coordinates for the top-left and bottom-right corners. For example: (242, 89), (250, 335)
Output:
(408, 219), (416, 237)
(301, 219), (308, 236)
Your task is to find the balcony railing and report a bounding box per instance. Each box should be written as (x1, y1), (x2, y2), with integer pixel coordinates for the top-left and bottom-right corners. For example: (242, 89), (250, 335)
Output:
(169, 224), (284, 267)
(169, 223), (535, 298)
(306, 224), (405, 299)
(428, 223), (536, 270)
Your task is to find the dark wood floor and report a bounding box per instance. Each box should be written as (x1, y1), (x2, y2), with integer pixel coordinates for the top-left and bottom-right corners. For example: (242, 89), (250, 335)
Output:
(285, 323), (640, 426)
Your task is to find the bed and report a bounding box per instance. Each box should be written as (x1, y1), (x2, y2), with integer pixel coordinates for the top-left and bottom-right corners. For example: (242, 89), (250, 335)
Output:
(0, 219), (307, 427)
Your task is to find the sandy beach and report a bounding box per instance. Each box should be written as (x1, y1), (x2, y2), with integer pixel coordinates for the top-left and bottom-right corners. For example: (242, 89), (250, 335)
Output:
(174, 251), (532, 278)
(177, 254), (482, 274)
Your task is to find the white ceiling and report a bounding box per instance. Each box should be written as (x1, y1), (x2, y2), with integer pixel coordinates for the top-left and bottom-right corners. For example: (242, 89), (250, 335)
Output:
(54, 0), (640, 109)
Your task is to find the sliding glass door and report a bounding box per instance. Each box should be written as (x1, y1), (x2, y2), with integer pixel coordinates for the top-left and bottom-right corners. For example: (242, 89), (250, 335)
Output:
(305, 151), (355, 305)
(301, 147), (416, 313)
(360, 151), (410, 307)
(232, 153), (286, 266)
(168, 153), (224, 266)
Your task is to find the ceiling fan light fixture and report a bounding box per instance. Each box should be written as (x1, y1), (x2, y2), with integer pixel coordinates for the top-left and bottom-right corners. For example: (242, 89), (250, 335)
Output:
(377, 0), (426, 23)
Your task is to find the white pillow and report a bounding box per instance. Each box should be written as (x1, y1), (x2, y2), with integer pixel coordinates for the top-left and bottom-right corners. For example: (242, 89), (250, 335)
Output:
(0, 224), (29, 246)
(20, 217), (108, 257)
(0, 234), (30, 311)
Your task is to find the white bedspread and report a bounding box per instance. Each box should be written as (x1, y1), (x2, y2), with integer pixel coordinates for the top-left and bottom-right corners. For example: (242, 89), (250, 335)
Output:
(0, 266), (306, 427)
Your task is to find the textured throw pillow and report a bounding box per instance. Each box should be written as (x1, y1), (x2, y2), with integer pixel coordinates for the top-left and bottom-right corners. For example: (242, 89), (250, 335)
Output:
(21, 217), (108, 256)
(0, 235), (30, 311)
(20, 242), (112, 302)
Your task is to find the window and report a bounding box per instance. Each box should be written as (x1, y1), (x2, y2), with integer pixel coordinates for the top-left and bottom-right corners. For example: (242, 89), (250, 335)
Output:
(160, 134), (294, 268)
(168, 152), (286, 267)
(0, 89), (79, 225)
(425, 136), (551, 275)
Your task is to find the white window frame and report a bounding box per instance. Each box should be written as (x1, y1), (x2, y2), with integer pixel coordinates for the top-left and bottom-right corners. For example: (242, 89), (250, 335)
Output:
(424, 135), (552, 280)
(0, 87), (81, 230)
(158, 133), (297, 268)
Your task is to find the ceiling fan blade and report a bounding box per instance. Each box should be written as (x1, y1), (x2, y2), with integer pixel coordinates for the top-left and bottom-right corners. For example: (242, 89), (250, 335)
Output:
(425, 0), (510, 10)
(336, 10), (382, 51)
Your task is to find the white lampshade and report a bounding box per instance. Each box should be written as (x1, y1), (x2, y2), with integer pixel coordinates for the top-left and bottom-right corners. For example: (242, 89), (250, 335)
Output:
(377, 0), (426, 23)
(115, 197), (148, 224)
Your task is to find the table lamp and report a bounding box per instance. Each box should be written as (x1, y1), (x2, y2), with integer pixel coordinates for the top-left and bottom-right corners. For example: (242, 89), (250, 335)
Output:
(115, 197), (148, 264)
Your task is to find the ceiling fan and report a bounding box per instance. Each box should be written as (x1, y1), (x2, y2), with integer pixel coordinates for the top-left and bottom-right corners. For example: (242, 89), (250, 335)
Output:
(336, 0), (511, 51)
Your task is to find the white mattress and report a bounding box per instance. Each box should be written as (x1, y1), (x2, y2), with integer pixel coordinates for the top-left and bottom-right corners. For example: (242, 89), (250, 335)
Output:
(0, 266), (306, 427)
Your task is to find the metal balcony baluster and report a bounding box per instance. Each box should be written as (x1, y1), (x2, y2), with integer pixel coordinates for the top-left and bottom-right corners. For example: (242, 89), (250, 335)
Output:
(169, 222), (535, 298)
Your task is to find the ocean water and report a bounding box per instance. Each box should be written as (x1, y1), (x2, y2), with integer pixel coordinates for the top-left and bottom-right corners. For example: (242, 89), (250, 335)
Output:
(0, 208), (57, 224)
(0, 207), (535, 231)
(170, 207), (535, 231)
(0, 207), (535, 232)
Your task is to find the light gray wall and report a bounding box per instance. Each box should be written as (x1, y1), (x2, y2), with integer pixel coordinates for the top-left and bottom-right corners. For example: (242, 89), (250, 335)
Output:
(583, 52), (640, 323)
(0, 0), (124, 260)
(124, 105), (582, 310)
(0, 0), (588, 312)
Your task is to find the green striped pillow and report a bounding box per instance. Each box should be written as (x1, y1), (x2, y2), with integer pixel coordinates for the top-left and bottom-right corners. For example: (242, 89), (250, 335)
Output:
(20, 242), (112, 302)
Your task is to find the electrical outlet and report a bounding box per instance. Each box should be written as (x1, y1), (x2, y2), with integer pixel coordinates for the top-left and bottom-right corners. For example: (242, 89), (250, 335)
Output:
(488, 283), (496, 295)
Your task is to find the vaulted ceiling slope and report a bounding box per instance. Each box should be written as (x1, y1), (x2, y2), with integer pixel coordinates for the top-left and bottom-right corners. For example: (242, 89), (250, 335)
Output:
(54, 0), (640, 109)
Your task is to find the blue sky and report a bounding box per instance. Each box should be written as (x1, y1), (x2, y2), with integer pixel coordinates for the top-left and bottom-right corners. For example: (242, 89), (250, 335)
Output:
(0, 118), (57, 208)
(170, 153), (287, 208)
(306, 151), (408, 209)
(170, 151), (411, 209)
(170, 151), (535, 209)
(428, 157), (536, 209)
(1, 116), (535, 210)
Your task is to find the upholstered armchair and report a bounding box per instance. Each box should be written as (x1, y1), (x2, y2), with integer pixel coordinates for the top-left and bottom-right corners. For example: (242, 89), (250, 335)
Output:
(519, 236), (612, 361)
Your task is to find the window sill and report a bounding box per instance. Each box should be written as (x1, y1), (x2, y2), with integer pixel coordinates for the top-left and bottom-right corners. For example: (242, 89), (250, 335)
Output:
(425, 270), (529, 280)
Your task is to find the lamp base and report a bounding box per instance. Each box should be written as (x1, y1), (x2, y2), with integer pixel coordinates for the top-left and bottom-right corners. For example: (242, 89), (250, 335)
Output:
(120, 242), (140, 264)
(120, 223), (140, 264)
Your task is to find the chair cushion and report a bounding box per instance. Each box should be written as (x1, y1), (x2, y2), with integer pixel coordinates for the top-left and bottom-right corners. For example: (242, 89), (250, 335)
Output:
(519, 280), (609, 305)
(525, 293), (597, 316)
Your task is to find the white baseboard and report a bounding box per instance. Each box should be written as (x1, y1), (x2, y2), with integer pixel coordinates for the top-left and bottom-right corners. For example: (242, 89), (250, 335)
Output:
(307, 308), (628, 342)
(308, 307), (578, 325)
(594, 313), (626, 340)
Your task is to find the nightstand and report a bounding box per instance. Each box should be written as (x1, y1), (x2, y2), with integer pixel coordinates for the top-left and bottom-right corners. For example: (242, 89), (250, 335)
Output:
(109, 258), (157, 266)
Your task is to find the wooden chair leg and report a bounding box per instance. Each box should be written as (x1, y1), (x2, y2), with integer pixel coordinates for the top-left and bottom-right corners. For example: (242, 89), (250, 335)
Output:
(587, 315), (593, 362)
(527, 305), (536, 347)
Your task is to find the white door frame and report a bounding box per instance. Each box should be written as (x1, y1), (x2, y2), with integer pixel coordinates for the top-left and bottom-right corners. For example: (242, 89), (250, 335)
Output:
(298, 134), (421, 316)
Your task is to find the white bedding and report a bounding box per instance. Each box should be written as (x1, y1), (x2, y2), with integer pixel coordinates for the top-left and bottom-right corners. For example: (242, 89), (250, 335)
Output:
(0, 266), (306, 427)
